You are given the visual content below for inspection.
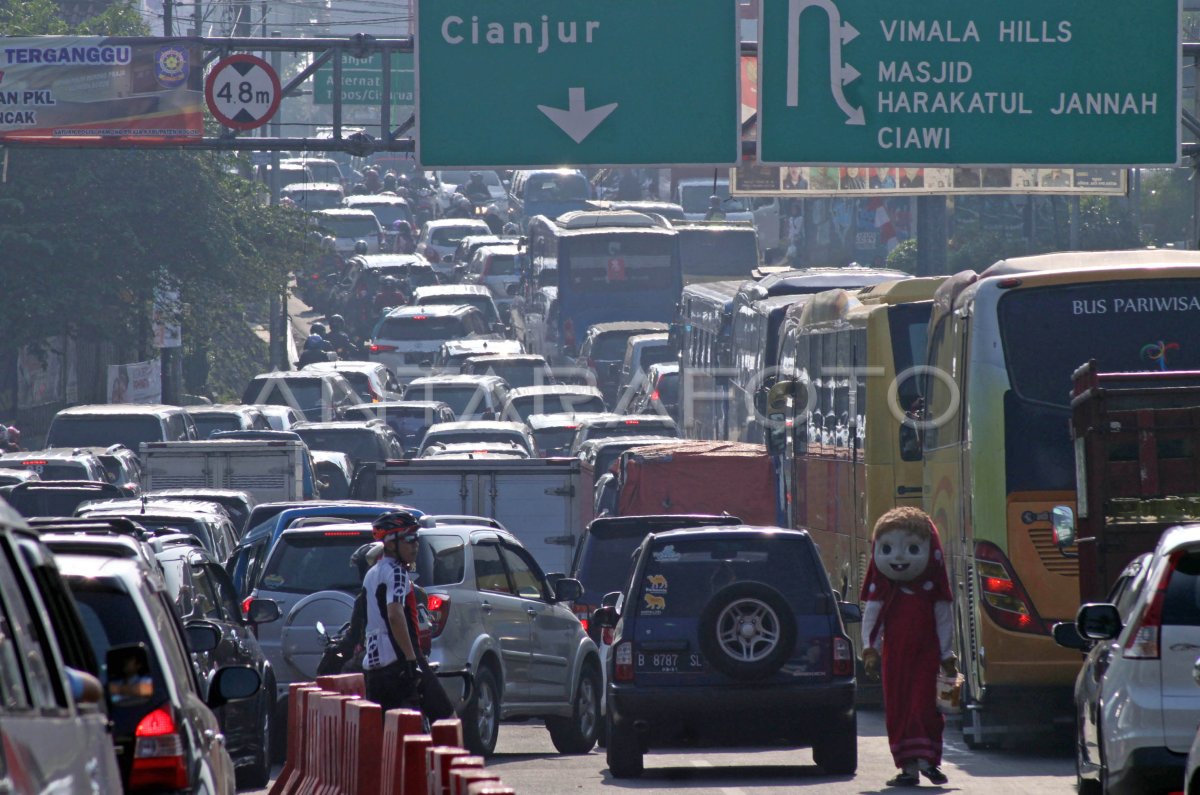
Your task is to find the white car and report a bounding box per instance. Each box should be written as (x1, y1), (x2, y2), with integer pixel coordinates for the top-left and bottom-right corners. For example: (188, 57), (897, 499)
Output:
(674, 178), (754, 224)
(1058, 526), (1200, 795)
(416, 219), (492, 276)
(313, 207), (385, 254)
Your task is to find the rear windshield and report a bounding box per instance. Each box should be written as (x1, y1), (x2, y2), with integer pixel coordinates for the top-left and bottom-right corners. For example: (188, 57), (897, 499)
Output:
(415, 295), (497, 323)
(359, 203), (412, 226)
(404, 386), (489, 417)
(525, 174), (588, 202)
(532, 427), (578, 456)
(47, 415), (165, 452)
(637, 535), (822, 617)
(260, 531), (464, 592)
(193, 415), (244, 438)
(284, 188), (342, 211)
(575, 534), (643, 602)
(510, 395), (605, 422)
(484, 255), (517, 276)
(593, 333), (641, 360)
(294, 429), (381, 463)
(242, 378), (325, 411)
(71, 582), (166, 689)
(319, 217), (380, 238)
(467, 363), (547, 390)
(0, 459), (90, 481)
(376, 316), (465, 341)
(339, 373), (373, 402)
(260, 533), (374, 593)
(587, 421), (675, 443)
(431, 227), (483, 247)
(1163, 551), (1200, 626)
(8, 489), (110, 518)
(423, 430), (526, 451)
(638, 346), (675, 370)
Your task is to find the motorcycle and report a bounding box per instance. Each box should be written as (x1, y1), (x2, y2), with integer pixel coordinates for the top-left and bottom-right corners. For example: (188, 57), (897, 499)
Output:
(315, 620), (359, 676)
(413, 187), (439, 228)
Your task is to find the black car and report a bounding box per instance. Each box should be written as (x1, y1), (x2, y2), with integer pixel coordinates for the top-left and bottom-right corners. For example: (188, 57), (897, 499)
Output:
(339, 401), (457, 455)
(37, 518), (261, 794)
(154, 540), (279, 785)
(292, 419), (406, 470)
(595, 525), (859, 778)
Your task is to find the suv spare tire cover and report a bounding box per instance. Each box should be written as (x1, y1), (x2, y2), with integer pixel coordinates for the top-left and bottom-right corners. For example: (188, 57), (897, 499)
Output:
(281, 590), (356, 680)
(697, 581), (797, 681)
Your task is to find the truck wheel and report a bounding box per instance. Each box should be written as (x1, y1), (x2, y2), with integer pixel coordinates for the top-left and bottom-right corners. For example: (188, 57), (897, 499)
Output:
(547, 666), (600, 754)
(811, 711), (857, 775)
(698, 582), (796, 681)
(605, 714), (643, 779)
(463, 666), (501, 758)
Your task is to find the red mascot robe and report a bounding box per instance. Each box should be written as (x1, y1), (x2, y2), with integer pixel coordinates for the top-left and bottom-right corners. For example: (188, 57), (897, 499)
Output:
(859, 525), (954, 769)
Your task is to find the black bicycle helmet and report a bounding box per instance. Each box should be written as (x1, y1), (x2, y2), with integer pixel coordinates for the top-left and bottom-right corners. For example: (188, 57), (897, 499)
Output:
(371, 510), (420, 541)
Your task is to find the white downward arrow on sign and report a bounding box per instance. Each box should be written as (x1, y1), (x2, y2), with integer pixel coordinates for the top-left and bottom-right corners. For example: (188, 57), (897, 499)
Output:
(537, 88), (618, 144)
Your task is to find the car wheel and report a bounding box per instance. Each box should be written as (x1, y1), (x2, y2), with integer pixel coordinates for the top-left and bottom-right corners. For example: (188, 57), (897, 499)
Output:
(811, 711), (857, 775)
(463, 666), (501, 758)
(239, 694), (273, 789)
(547, 666), (600, 754)
(698, 582), (797, 681)
(605, 713), (643, 779)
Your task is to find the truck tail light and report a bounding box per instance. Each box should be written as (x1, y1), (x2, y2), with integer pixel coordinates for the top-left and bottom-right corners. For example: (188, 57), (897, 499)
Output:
(614, 641), (634, 682)
(832, 637), (853, 677)
(1124, 550), (1181, 660)
(130, 707), (188, 791)
(426, 593), (451, 638)
(975, 542), (1046, 634)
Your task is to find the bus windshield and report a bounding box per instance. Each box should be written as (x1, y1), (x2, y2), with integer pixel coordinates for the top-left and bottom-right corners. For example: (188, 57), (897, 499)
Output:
(998, 280), (1200, 407)
(678, 228), (759, 278)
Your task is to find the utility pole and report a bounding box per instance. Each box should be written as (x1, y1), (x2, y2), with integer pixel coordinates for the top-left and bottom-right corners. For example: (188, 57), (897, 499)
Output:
(163, 0), (173, 36)
(268, 31), (289, 371)
(915, 195), (948, 276)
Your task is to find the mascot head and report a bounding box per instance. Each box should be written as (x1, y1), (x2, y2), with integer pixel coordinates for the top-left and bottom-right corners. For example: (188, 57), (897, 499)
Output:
(872, 507), (934, 583)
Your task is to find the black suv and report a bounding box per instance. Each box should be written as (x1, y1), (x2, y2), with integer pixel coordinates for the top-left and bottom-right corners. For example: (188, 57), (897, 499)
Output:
(595, 526), (859, 778)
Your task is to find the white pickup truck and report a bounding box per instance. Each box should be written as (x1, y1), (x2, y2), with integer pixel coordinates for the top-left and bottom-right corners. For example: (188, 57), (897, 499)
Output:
(365, 457), (583, 575)
(140, 439), (311, 503)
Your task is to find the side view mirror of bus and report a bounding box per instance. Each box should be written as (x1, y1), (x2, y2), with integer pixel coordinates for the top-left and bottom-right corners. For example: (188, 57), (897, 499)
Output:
(766, 413), (788, 456)
(1052, 505), (1076, 547)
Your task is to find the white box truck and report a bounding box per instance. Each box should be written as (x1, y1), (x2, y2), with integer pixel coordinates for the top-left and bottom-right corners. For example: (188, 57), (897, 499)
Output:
(140, 439), (310, 503)
(365, 457), (582, 575)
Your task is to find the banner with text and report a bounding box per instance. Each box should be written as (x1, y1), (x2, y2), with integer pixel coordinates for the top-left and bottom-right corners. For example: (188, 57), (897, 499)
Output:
(107, 360), (162, 404)
(0, 37), (203, 142)
(732, 165), (1126, 196)
(313, 53), (414, 106)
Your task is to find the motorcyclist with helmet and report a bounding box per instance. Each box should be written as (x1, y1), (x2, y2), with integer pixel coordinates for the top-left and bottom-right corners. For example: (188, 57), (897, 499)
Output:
(297, 334), (332, 367)
(458, 171), (491, 205)
(353, 239), (370, 257)
(324, 314), (359, 359)
(374, 275), (409, 315)
(382, 173), (398, 193)
(446, 194), (474, 219)
(361, 511), (423, 711)
(392, 220), (417, 254)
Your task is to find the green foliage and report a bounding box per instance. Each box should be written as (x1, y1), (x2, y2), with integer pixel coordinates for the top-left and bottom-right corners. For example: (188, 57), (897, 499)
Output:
(1077, 196), (1141, 250)
(885, 239), (917, 273)
(1140, 168), (1193, 247)
(947, 229), (1039, 272)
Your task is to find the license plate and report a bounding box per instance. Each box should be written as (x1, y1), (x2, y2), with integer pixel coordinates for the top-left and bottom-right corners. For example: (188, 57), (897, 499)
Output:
(635, 650), (705, 673)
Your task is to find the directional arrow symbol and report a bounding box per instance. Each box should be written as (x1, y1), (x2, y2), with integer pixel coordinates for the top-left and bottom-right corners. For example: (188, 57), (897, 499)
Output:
(840, 21), (859, 44)
(786, 0), (866, 126)
(537, 87), (618, 144)
(841, 64), (861, 85)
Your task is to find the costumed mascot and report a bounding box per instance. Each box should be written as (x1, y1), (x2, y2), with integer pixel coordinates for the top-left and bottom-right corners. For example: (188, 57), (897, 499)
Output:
(860, 506), (957, 787)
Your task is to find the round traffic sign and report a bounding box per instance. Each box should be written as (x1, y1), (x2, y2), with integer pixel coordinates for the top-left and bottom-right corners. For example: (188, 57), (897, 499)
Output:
(205, 54), (281, 131)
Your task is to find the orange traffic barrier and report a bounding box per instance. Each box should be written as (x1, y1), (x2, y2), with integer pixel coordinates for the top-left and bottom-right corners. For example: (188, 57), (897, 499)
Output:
(294, 689), (327, 795)
(318, 694), (354, 795)
(426, 746), (468, 795)
(381, 709), (425, 795)
(452, 771), (500, 795)
(316, 672), (365, 696)
(399, 734), (433, 795)
(269, 683), (316, 795)
(344, 699), (383, 795)
(429, 719), (464, 749)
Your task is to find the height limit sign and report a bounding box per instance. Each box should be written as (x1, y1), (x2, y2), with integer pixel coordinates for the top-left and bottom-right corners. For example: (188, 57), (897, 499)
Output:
(205, 54), (281, 131)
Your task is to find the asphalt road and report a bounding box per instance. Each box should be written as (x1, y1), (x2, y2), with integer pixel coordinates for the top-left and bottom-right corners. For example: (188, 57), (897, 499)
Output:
(244, 708), (1075, 794)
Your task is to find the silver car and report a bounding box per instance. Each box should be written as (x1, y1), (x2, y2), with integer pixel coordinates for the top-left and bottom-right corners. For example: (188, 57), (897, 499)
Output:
(422, 523), (601, 758)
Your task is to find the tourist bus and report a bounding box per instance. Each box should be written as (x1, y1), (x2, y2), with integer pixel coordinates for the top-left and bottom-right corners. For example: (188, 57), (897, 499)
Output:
(764, 277), (945, 611)
(522, 210), (681, 359)
(920, 251), (1200, 743)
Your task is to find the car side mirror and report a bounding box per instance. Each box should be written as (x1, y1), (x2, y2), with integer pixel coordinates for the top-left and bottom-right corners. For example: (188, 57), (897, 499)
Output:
(553, 577), (583, 603)
(600, 591), (622, 609)
(105, 644), (155, 707)
(1076, 602), (1122, 641)
(1052, 621), (1091, 651)
(1052, 505), (1076, 547)
(246, 598), (282, 624)
(207, 665), (261, 709)
(838, 601), (863, 624)
(185, 621), (221, 653)
(592, 605), (618, 629)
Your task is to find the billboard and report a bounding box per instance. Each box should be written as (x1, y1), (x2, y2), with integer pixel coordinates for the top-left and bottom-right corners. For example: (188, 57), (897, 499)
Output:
(0, 37), (203, 142)
(731, 165), (1127, 196)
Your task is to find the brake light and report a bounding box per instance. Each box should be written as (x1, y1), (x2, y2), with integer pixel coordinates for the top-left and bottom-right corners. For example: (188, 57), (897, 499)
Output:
(22, 460), (46, 466)
(130, 707), (188, 791)
(1124, 550), (1182, 659)
(426, 593), (450, 638)
(602, 627), (614, 645)
(241, 596), (253, 618)
(574, 603), (595, 634)
(322, 531), (363, 537)
(623, 419), (640, 425)
(370, 344), (397, 353)
(975, 542), (1045, 634)
(650, 391), (660, 402)
(832, 637), (853, 677)
(413, 315), (428, 321)
(614, 641), (634, 682)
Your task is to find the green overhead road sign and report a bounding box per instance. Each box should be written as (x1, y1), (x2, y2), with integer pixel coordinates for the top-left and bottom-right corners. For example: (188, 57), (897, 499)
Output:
(415, 0), (739, 167)
(758, 0), (1180, 166)
(314, 54), (414, 106)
